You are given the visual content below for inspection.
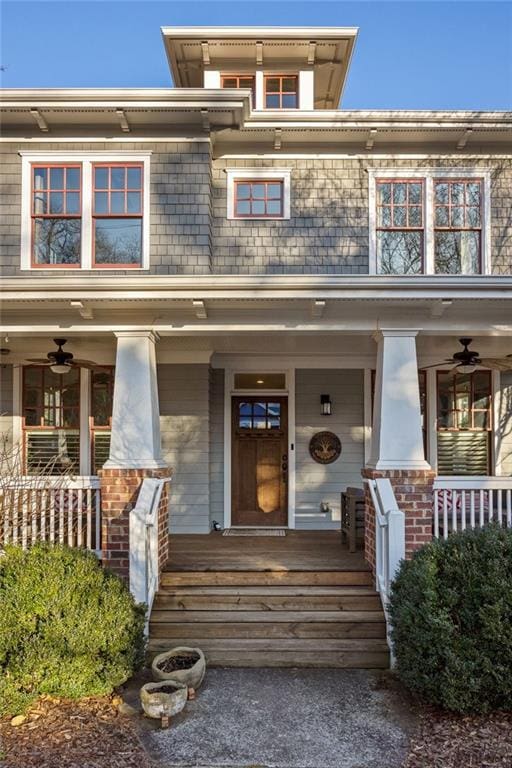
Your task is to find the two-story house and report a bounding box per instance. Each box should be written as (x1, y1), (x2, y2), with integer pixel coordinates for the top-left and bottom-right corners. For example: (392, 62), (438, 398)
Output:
(1, 26), (511, 667)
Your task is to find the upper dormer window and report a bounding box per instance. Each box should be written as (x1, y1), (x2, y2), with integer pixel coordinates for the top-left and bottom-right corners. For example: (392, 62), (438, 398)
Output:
(264, 75), (298, 109)
(221, 74), (256, 103)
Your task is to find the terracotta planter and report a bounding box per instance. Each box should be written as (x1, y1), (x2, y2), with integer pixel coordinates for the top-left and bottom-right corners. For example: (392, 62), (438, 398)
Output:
(152, 647), (206, 692)
(140, 680), (188, 720)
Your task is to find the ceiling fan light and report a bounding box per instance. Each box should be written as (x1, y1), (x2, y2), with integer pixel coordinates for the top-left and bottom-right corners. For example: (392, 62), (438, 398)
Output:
(458, 364), (476, 374)
(50, 363), (72, 374)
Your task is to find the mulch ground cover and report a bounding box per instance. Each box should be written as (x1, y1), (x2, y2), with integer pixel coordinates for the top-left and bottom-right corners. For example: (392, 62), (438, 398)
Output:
(1, 689), (511, 768)
(403, 707), (512, 768)
(0, 695), (154, 768)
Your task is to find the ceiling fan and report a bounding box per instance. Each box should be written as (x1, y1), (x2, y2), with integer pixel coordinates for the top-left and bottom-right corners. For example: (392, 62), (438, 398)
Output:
(25, 338), (97, 374)
(422, 337), (512, 373)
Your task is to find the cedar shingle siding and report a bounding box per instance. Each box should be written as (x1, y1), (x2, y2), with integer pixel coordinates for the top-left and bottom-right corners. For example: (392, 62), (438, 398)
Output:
(1, 143), (511, 275)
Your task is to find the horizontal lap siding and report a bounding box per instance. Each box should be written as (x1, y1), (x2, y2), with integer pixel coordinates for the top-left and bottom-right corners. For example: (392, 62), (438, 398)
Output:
(295, 370), (365, 530)
(158, 364), (210, 533)
(209, 368), (225, 527)
(0, 364), (14, 452)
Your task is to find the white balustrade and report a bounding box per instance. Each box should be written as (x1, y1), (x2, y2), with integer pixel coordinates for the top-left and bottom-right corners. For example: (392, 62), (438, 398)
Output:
(365, 477), (405, 661)
(0, 476), (102, 556)
(129, 476), (172, 630)
(433, 477), (512, 538)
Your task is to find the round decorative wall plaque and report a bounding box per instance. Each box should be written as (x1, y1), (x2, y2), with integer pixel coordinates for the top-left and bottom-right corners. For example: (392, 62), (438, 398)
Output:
(309, 431), (342, 465)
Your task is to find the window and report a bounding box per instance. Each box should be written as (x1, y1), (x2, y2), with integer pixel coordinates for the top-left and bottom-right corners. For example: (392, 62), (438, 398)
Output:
(234, 180), (283, 218)
(226, 170), (291, 220)
(234, 373), (286, 390)
(31, 165), (81, 267)
(221, 74), (256, 102)
(90, 366), (114, 473)
(264, 75), (298, 109)
(93, 164), (143, 266)
(23, 366), (81, 473)
(369, 170), (490, 275)
(21, 153), (150, 270)
(437, 370), (492, 475)
(238, 401), (281, 430)
(376, 180), (424, 275)
(434, 180), (482, 274)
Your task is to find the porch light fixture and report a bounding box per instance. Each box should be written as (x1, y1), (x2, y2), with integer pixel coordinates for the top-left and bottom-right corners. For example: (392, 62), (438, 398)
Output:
(256, 379), (264, 385)
(50, 362), (72, 375)
(320, 394), (332, 416)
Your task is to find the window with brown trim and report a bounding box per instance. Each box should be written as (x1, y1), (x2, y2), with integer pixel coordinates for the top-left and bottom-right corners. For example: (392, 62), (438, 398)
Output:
(437, 370), (492, 475)
(264, 75), (298, 109)
(434, 179), (482, 274)
(234, 179), (284, 218)
(92, 164), (143, 267)
(221, 74), (256, 102)
(23, 366), (81, 473)
(90, 366), (114, 473)
(31, 165), (81, 267)
(376, 179), (424, 274)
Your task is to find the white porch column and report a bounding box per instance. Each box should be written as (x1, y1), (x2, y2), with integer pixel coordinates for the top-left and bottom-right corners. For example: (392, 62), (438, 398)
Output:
(368, 330), (431, 470)
(104, 331), (166, 470)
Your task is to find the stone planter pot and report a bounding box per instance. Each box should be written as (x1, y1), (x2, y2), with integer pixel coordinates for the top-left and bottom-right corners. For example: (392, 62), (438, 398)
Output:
(152, 647), (206, 695)
(140, 680), (188, 723)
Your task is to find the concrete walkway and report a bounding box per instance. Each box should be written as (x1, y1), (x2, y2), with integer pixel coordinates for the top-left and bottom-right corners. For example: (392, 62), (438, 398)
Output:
(138, 668), (416, 768)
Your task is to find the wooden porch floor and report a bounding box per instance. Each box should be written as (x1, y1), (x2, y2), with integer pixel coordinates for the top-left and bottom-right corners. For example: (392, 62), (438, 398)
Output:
(164, 531), (369, 573)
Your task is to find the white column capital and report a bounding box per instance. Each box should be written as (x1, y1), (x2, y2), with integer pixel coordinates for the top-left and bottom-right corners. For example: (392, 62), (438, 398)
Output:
(113, 330), (160, 344)
(372, 329), (421, 341)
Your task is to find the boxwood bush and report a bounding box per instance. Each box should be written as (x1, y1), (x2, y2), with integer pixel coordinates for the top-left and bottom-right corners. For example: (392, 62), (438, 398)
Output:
(388, 524), (512, 713)
(0, 544), (145, 716)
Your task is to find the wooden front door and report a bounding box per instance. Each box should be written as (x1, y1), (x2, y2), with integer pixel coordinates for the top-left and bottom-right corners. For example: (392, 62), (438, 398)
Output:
(232, 396), (288, 526)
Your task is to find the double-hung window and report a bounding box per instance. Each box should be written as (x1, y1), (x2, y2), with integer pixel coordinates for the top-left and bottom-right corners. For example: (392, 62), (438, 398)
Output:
(31, 165), (82, 267)
(21, 153), (150, 270)
(369, 170), (490, 275)
(376, 180), (424, 274)
(434, 179), (482, 274)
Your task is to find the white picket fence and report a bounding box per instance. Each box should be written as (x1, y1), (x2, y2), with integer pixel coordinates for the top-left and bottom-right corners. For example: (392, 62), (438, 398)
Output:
(433, 477), (512, 539)
(0, 476), (102, 556)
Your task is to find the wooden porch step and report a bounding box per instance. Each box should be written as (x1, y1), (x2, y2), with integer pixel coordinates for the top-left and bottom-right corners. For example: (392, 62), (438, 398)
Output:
(147, 638), (389, 669)
(160, 570), (373, 588)
(153, 586), (382, 612)
(149, 621), (386, 640)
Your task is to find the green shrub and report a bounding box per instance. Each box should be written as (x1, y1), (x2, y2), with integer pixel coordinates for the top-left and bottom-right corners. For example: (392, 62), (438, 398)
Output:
(388, 525), (512, 713)
(0, 544), (145, 716)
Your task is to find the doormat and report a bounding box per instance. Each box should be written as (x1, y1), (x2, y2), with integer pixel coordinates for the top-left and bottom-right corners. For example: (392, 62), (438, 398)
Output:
(222, 528), (286, 537)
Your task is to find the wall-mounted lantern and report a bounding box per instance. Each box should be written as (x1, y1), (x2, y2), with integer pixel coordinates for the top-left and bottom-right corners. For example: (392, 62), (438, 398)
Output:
(320, 394), (332, 416)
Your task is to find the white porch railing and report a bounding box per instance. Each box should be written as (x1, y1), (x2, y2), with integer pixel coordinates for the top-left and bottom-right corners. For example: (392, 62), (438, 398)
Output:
(433, 476), (512, 538)
(0, 476), (102, 556)
(129, 476), (172, 630)
(365, 477), (405, 659)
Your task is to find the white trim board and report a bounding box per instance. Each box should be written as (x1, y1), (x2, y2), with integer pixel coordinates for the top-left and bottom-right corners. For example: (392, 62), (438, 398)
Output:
(368, 168), (492, 276)
(20, 152), (151, 271)
(226, 168), (292, 220)
(223, 366), (296, 529)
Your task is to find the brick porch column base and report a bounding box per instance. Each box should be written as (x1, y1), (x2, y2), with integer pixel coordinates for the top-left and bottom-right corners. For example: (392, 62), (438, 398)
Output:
(98, 467), (170, 582)
(361, 468), (436, 573)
